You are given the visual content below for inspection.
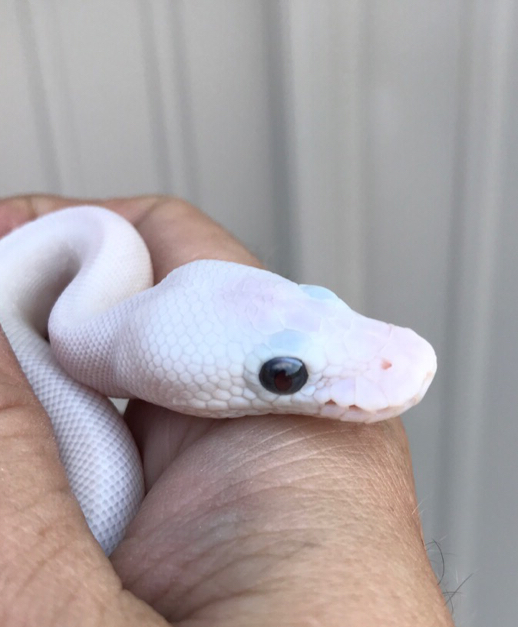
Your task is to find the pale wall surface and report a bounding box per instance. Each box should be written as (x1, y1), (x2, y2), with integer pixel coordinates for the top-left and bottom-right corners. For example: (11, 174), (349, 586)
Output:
(1, 2), (517, 625)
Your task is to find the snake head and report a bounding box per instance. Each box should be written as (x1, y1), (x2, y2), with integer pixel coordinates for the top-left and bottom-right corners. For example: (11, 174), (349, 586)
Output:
(228, 272), (437, 422)
(122, 260), (436, 422)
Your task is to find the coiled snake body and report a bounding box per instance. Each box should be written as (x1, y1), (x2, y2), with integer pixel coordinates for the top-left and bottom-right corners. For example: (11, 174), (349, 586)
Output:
(0, 207), (436, 554)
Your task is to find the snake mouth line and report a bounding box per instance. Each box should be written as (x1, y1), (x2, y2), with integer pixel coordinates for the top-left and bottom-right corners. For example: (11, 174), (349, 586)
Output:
(325, 400), (361, 412)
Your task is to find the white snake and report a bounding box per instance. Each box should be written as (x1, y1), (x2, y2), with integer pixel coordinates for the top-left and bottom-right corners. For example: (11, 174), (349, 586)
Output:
(0, 206), (436, 554)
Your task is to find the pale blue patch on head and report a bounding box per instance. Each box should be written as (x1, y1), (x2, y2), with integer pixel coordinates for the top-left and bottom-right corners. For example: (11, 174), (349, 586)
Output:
(299, 284), (339, 301)
(267, 329), (312, 353)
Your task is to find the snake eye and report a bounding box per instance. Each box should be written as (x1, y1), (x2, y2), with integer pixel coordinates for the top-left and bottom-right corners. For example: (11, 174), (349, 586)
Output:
(259, 357), (308, 395)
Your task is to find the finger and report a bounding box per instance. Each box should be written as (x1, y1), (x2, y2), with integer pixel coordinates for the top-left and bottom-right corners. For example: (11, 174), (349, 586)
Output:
(122, 198), (263, 280)
(0, 194), (263, 277)
(0, 328), (169, 626)
(0, 194), (95, 235)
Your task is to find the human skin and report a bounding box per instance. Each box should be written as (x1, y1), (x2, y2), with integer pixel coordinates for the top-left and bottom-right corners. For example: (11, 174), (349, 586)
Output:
(0, 195), (454, 627)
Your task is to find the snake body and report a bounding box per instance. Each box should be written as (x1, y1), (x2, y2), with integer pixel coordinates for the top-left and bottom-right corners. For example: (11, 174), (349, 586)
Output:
(0, 207), (436, 553)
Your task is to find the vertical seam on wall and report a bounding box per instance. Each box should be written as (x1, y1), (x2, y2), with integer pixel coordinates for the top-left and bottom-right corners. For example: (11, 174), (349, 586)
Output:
(361, 2), (375, 314)
(39, 0), (85, 193)
(169, 1), (200, 205)
(259, 1), (296, 277)
(336, 0), (368, 310)
(15, 0), (61, 193)
(435, 0), (474, 539)
(137, 0), (172, 196)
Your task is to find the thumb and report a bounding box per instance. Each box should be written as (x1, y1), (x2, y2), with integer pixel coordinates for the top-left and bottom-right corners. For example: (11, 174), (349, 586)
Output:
(0, 328), (168, 626)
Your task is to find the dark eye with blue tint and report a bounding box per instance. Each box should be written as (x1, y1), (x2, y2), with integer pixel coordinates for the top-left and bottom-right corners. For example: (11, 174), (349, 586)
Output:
(259, 357), (308, 395)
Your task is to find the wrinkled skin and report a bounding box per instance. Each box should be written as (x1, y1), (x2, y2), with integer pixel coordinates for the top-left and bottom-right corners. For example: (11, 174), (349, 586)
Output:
(0, 195), (453, 627)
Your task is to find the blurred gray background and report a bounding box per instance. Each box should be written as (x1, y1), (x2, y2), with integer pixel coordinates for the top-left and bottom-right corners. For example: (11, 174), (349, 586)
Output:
(1, 2), (517, 625)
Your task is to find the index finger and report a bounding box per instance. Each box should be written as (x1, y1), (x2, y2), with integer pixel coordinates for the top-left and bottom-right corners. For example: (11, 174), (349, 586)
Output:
(0, 195), (263, 281)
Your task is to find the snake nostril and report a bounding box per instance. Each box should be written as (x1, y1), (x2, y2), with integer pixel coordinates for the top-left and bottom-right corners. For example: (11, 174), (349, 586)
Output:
(381, 359), (392, 370)
(325, 400), (337, 406)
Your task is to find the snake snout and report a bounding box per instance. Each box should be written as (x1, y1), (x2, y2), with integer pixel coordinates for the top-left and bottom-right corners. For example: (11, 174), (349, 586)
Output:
(376, 325), (437, 411)
(317, 322), (437, 422)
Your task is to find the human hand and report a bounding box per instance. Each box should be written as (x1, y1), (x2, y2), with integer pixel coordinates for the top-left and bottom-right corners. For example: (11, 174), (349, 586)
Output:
(0, 195), (453, 626)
